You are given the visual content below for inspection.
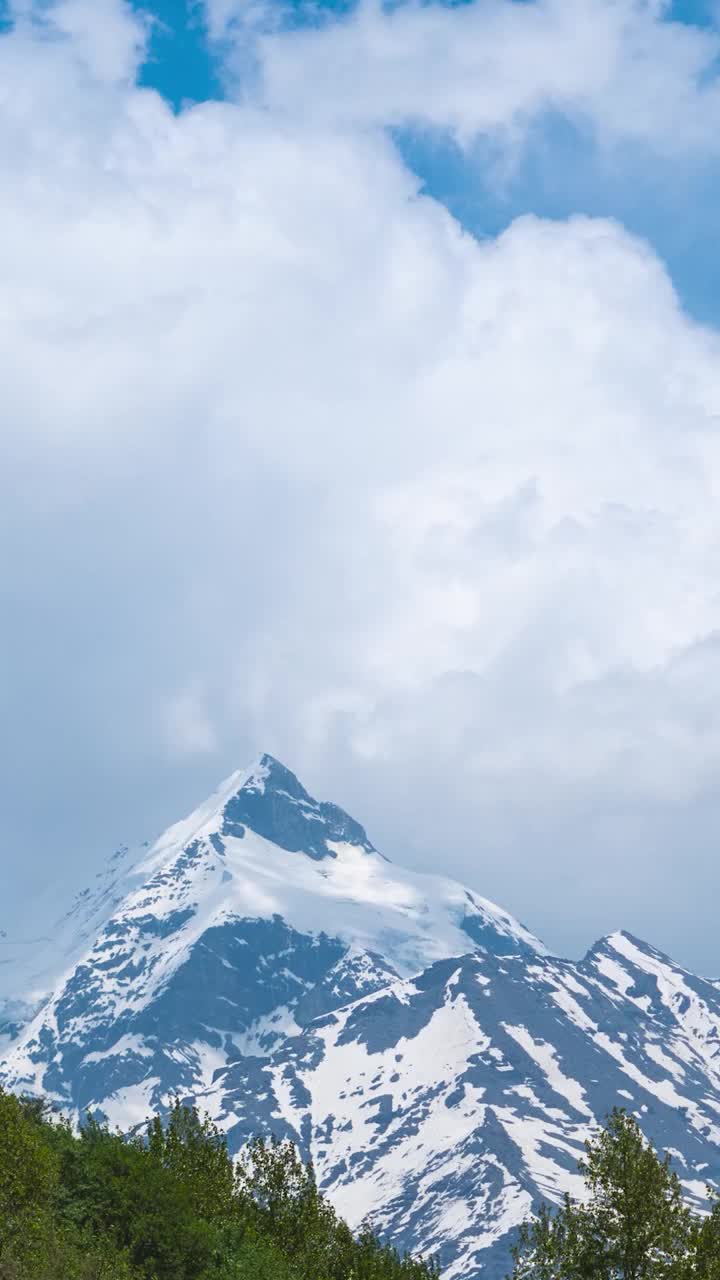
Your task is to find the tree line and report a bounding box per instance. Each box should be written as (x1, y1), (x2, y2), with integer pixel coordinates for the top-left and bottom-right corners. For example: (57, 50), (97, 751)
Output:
(0, 1088), (437, 1280)
(2, 1084), (720, 1280)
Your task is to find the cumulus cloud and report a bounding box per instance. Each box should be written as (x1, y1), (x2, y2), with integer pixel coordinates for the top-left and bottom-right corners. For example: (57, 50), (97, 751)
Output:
(213, 0), (720, 154)
(7, 0), (146, 82)
(2, 0), (720, 969)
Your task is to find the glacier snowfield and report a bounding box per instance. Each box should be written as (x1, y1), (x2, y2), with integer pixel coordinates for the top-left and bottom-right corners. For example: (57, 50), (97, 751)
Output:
(2, 755), (719, 1279)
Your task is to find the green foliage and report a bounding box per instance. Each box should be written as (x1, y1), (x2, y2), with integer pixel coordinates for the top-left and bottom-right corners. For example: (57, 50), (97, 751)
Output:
(689, 1197), (720, 1280)
(11, 1086), (720, 1280)
(236, 1135), (346, 1275)
(0, 1091), (59, 1251)
(57, 1117), (218, 1279)
(234, 1136), (438, 1279)
(147, 1099), (236, 1222)
(0, 1211), (138, 1280)
(0, 1087), (437, 1280)
(509, 1108), (718, 1280)
(5, 1087), (720, 1280)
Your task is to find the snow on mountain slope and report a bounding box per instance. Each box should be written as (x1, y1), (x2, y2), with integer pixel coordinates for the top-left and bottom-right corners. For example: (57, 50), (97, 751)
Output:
(211, 944), (720, 1279)
(0, 838), (149, 1042)
(582, 931), (720, 1091)
(0, 755), (543, 1107)
(1, 755), (719, 1280)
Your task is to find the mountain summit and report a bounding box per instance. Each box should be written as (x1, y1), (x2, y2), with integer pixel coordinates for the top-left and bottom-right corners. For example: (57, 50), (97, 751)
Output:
(218, 753), (378, 858)
(2, 758), (719, 1279)
(0, 753), (543, 1090)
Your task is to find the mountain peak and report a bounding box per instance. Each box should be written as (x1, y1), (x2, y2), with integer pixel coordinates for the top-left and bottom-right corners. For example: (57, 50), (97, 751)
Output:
(585, 928), (680, 970)
(583, 928), (653, 963)
(219, 753), (377, 862)
(243, 753), (313, 800)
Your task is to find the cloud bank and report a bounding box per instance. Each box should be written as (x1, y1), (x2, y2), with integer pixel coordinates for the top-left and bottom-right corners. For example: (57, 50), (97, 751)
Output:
(2, 0), (720, 969)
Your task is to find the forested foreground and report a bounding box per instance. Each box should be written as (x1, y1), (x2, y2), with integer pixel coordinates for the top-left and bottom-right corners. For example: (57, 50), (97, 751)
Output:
(4, 1090), (720, 1280)
(0, 1089), (437, 1280)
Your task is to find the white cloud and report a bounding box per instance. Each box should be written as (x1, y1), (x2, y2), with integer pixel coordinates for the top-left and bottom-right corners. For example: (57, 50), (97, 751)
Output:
(211, 0), (720, 156)
(3, 0), (720, 965)
(202, 0), (273, 43)
(8, 0), (146, 83)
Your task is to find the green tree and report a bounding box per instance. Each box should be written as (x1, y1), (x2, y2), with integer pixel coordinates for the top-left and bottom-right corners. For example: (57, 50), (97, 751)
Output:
(147, 1100), (236, 1222)
(688, 1196), (720, 1280)
(0, 1085), (438, 1280)
(236, 1136), (439, 1280)
(0, 1215), (139, 1280)
(237, 1135), (345, 1274)
(510, 1110), (693, 1280)
(0, 1091), (59, 1253)
(57, 1116), (216, 1280)
(213, 1221), (299, 1280)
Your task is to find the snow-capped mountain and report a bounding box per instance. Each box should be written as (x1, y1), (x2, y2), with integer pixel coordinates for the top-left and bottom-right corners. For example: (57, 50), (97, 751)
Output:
(256, 935), (720, 1278)
(0, 755), (542, 1111)
(2, 756), (719, 1279)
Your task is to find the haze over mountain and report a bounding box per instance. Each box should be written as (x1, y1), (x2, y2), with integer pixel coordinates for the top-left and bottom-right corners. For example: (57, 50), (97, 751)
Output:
(2, 756), (719, 1279)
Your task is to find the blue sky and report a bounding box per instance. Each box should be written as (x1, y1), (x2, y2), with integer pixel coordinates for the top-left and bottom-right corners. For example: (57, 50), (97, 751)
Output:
(3, 0), (720, 972)
(133, 0), (223, 104)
